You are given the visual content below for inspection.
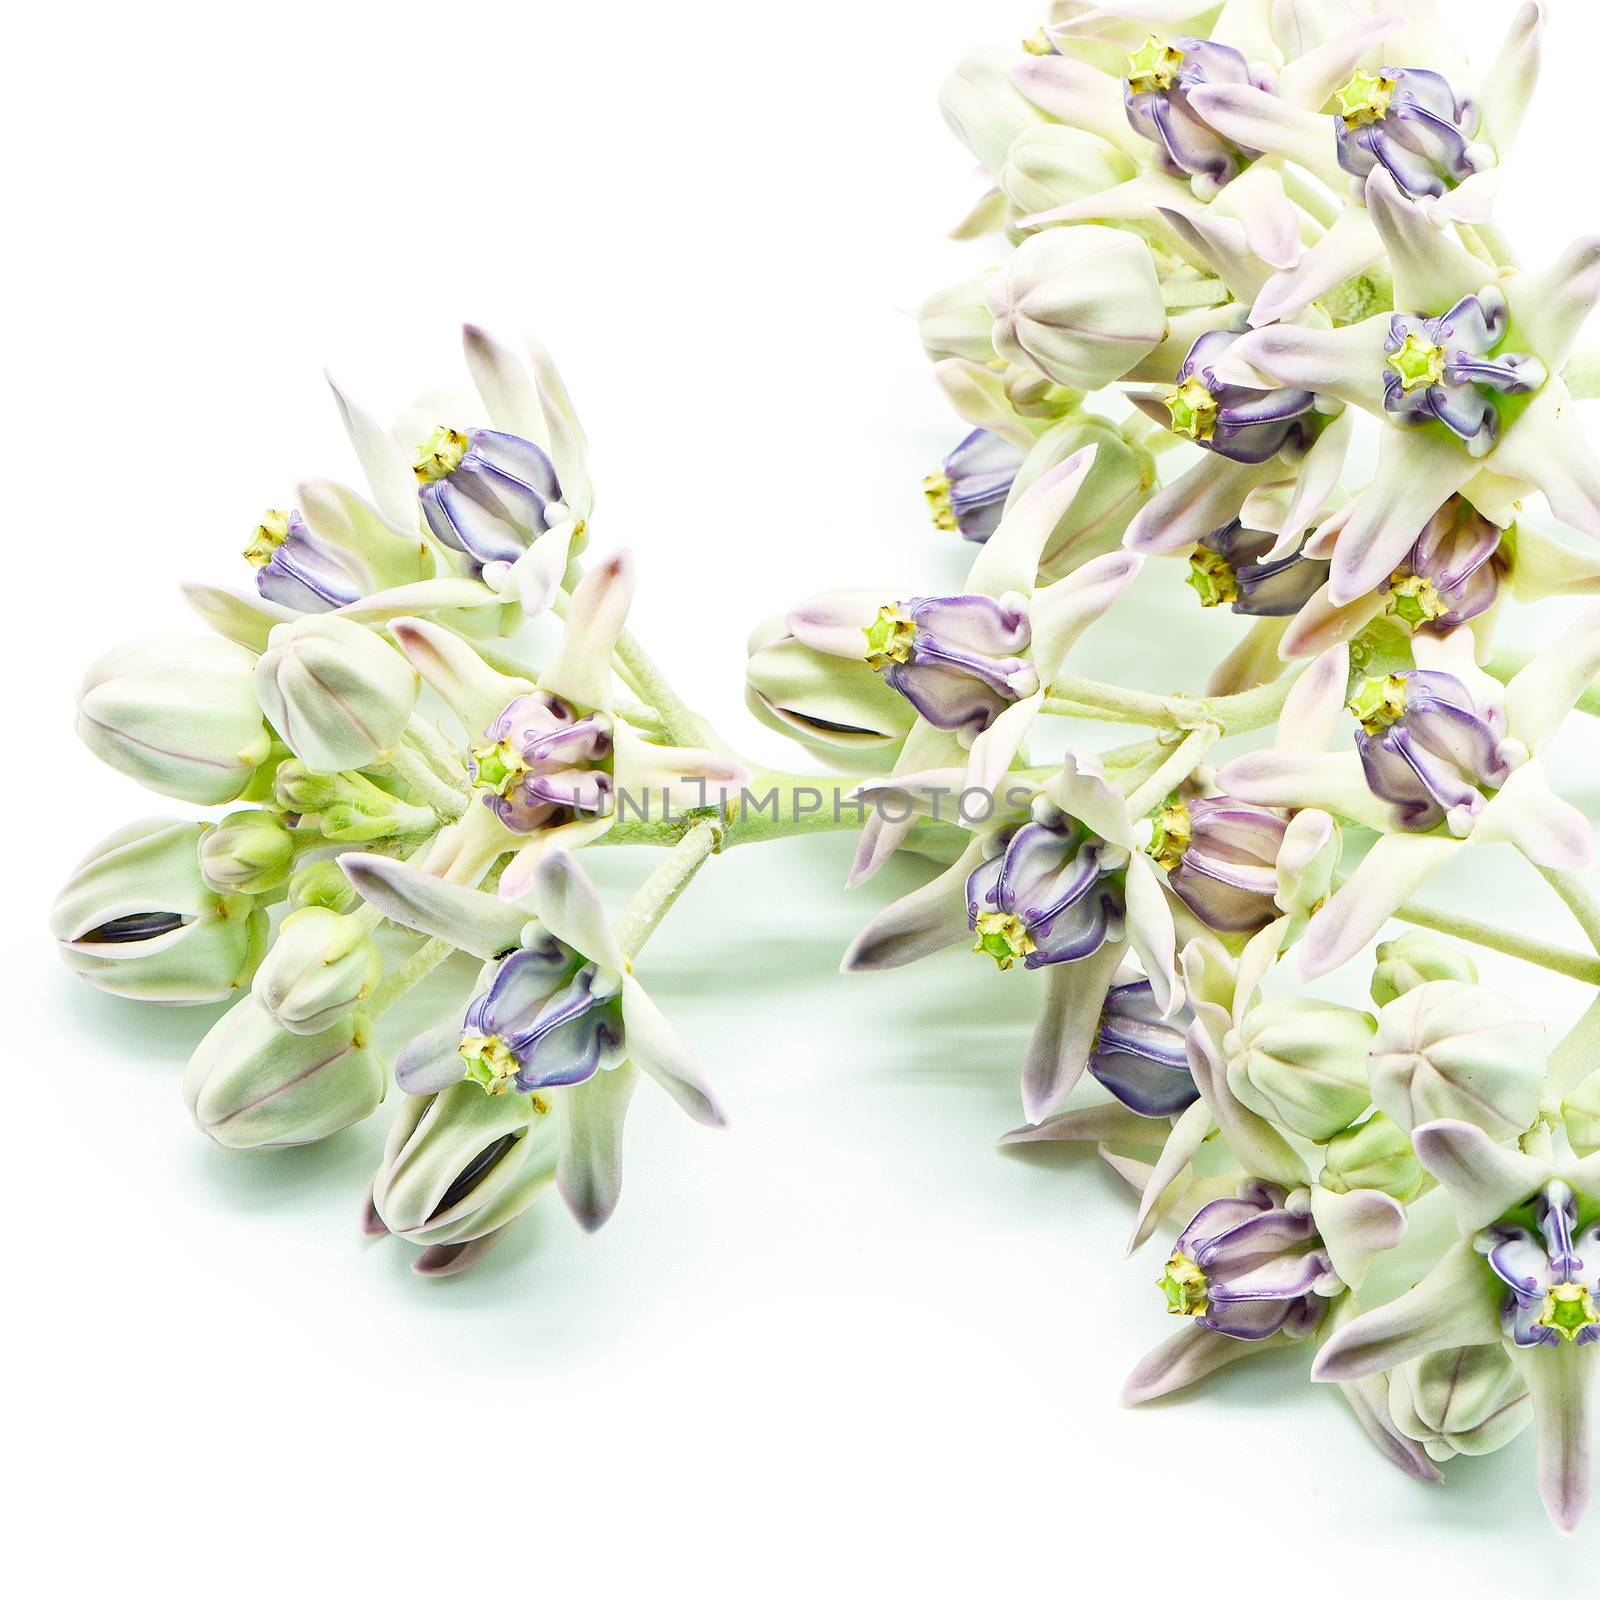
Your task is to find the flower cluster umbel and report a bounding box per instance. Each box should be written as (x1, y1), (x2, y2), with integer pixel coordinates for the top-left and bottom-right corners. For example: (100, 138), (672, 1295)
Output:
(48, 0), (1600, 1539)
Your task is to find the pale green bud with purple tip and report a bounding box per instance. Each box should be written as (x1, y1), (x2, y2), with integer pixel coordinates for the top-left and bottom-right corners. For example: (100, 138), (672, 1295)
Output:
(1387, 1344), (1531, 1464)
(366, 1079), (560, 1276)
(254, 614), (419, 775)
(51, 818), (268, 1004)
(252, 907), (381, 1035)
(76, 636), (273, 805)
(1369, 980), (1545, 1139)
(1224, 998), (1375, 1143)
(985, 225), (1166, 391)
(184, 995), (384, 1149)
(1319, 1112), (1424, 1204)
(197, 808), (296, 896)
(1371, 932), (1478, 1006)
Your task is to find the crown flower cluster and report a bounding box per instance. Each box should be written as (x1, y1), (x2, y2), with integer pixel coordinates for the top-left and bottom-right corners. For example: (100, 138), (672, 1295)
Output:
(48, 0), (1600, 1538)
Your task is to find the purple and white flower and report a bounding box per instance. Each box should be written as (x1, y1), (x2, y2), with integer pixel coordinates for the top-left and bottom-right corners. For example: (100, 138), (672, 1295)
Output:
(1333, 67), (1490, 200)
(925, 428), (1027, 543)
(341, 849), (724, 1232)
(1315, 1120), (1600, 1530)
(1087, 975), (1198, 1118)
(1189, 520), (1330, 617)
(1151, 792), (1288, 933)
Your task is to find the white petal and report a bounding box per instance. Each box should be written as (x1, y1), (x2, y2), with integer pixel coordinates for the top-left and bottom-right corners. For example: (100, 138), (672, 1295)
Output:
(840, 844), (983, 972)
(537, 550), (632, 711)
(387, 616), (532, 735)
(1210, 161), (1302, 270)
(965, 692), (1040, 796)
(1310, 1242), (1501, 1382)
(1128, 1097), (1214, 1251)
(1327, 428), (1476, 605)
(1028, 549), (1142, 679)
(1185, 83), (1343, 180)
(1310, 1185), (1407, 1292)
(530, 850), (626, 972)
(967, 447), (1096, 600)
(1512, 1343), (1597, 1534)
(1474, 762), (1597, 871)
(1250, 209), (1382, 328)
(1022, 941), (1121, 1122)
(1187, 1014), (1309, 1186)
(326, 372), (418, 531)
(1123, 852), (1180, 1015)
(1215, 749), (1395, 831)
(1508, 236), (1600, 379)
(1275, 644), (1349, 752)
(1365, 169), (1495, 316)
(1276, 15), (1402, 109)
(340, 853), (527, 959)
(1218, 318), (1389, 416)
(462, 323), (549, 446)
(931, 359), (1038, 451)
(1298, 833), (1464, 980)
(1475, 0), (1546, 156)
(1411, 1118), (1552, 1232)
(1123, 1322), (1279, 1404)
(1045, 751), (1134, 848)
(556, 1062), (637, 1232)
(181, 583), (299, 652)
(620, 975), (724, 1127)
(1124, 454), (1279, 554)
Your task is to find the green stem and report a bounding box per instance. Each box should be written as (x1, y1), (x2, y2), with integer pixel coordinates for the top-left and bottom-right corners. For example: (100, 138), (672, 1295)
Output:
(1123, 725), (1218, 816)
(382, 745), (469, 822)
(368, 936), (458, 1012)
(1044, 675), (1175, 724)
(1547, 994), (1600, 1101)
(1384, 894), (1600, 984)
(1538, 866), (1600, 957)
(1043, 670), (1298, 738)
(613, 627), (709, 749)
(612, 819), (722, 960)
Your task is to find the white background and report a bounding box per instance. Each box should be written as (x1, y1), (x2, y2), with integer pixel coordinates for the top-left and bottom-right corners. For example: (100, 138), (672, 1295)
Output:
(9, 0), (1600, 1590)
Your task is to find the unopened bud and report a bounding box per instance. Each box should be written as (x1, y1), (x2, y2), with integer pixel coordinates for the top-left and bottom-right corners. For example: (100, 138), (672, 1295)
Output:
(274, 761), (434, 842)
(197, 808), (296, 895)
(938, 46), (1049, 174)
(255, 614), (419, 774)
(986, 226), (1166, 390)
(51, 818), (267, 1004)
(918, 273), (997, 366)
(287, 855), (363, 914)
(369, 1080), (560, 1261)
(1225, 998), (1375, 1142)
(1388, 1344), (1531, 1463)
(1371, 931), (1478, 1005)
(1001, 125), (1136, 218)
(252, 908), (381, 1034)
(76, 636), (272, 804)
(1369, 980), (1544, 1138)
(1318, 1112), (1423, 1202)
(184, 996), (384, 1148)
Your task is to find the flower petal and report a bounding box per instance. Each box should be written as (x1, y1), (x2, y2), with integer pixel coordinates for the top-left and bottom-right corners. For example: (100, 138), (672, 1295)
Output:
(394, 1018), (471, 1095)
(1411, 1118), (1552, 1232)
(1128, 1096), (1214, 1252)
(1185, 83), (1342, 180)
(1123, 1322), (1282, 1404)
(1022, 940), (1122, 1122)
(388, 615), (533, 735)
(619, 974), (724, 1128)
(556, 1061), (637, 1232)
(341, 853), (529, 960)
(1474, 761), (1597, 871)
(1124, 455), (1280, 555)
(1218, 318), (1388, 416)
(537, 551), (632, 711)
(1299, 832), (1464, 980)
(1276, 645), (1349, 753)
(1512, 1343), (1597, 1534)
(1310, 1185), (1407, 1293)
(529, 850), (626, 973)
(840, 844), (984, 972)
(326, 373), (418, 531)
(1250, 208), (1383, 329)
(1310, 1242), (1502, 1382)
(1476, 0), (1546, 156)
(966, 447), (1096, 601)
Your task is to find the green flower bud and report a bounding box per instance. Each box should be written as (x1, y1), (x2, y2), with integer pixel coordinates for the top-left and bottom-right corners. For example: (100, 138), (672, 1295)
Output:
(1371, 931), (1478, 1005)
(1564, 1072), (1600, 1158)
(287, 856), (362, 914)
(938, 45), (1049, 175)
(986, 226), (1166, 391)
(918, 272), (996, 365)
(76, 636), (272, 804)
(197, 808), (296, 895)
(51, 818), (267, 1004)
(254, 614), (419, 774)
(184, 995), (385, 1148)
(1318, 1112), (1424, 1202)
(369, 1081), (560, 1261)
(252, 908), (381, 1035)
(1224, 998), (1376, 1143)
(1387, 1345), (1531, 1463)
(1369, 980), (1544, 1138)
(1000, 125), (1136, 219)
(274, 762), (434, 842)
(745, 614), (915, 763)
